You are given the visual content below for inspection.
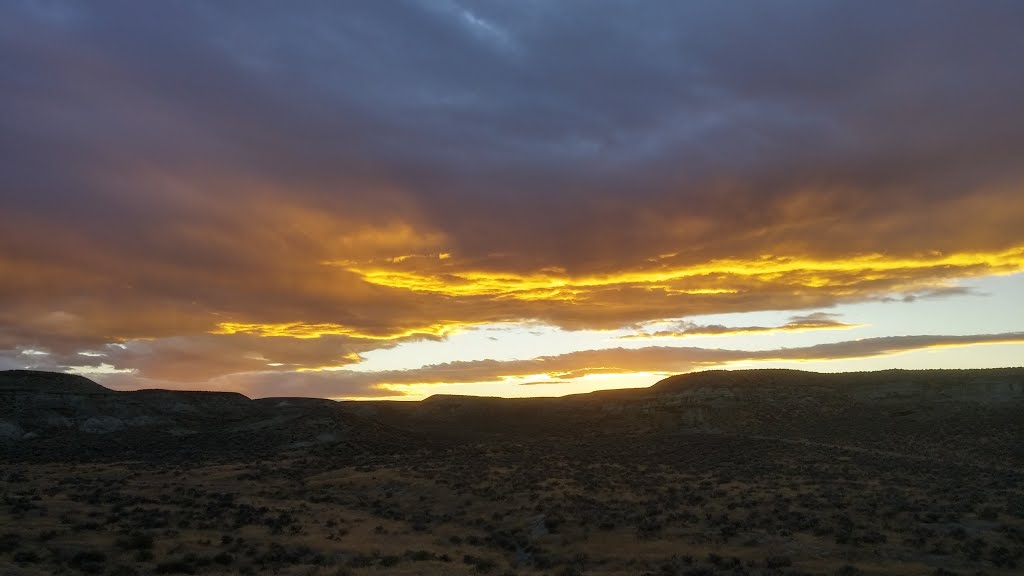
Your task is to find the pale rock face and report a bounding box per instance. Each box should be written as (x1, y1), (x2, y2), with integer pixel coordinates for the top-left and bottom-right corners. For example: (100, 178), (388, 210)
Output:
(80, 416), (126, 434)
(125, 415), (165, 427)
(528, 514), (549, 538)
(0, 419), (23, 442)
(46, 414), (73, 428)
(316, 432), (339, 444)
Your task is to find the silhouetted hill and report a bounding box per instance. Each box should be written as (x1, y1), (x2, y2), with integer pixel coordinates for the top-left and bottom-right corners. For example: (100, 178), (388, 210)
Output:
(0, 369), (113, 395)
(0, 370), (417, 461)
(651, 367), (1024, 398)
(4, 368), (1024, 575)
(353, 367), (1024, 464)
(3, 367), (1022, 464)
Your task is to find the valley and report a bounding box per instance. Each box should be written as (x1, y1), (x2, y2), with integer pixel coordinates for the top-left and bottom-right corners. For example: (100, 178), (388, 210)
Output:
(2, 368), (1022, 575)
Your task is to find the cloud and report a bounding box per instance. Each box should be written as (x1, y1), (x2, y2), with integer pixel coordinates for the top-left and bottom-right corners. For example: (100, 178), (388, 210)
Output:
(4, 331), (415, 383)
(880, 286), (978, 303)
(370, 332), (1024, 384)
(619, 312), (861, 339)
(82, 332), (1024, 399)
(1, 2), (1023, 387)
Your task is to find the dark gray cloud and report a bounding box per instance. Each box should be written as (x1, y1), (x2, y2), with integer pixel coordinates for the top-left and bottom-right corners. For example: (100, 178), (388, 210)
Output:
(2, 1), (1023, 385)
(881, 286), (978, 303)
(620, 312), (859, 339)
(5, 1), (1024, 257)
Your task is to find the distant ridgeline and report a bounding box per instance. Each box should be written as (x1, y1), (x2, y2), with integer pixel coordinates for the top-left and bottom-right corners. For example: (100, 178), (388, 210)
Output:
(2, 367), (1022, 463)
(0, 370), (409, 461)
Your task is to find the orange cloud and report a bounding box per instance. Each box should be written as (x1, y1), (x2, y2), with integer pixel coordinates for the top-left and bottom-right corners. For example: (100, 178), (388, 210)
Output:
(364, 332), (1023, 385)
(211, 320), (471, 341)
(81, 332), (1024, 399)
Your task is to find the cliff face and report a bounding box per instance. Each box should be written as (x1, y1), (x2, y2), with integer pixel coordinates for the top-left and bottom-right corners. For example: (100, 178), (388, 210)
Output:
(1, 371), (106, 441)
(0, 370), (413, 461)
(0, 371), (253, 440)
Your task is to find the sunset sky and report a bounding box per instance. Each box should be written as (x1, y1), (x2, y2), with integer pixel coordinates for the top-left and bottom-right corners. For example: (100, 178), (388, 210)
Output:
(2, 1), (1023, 399)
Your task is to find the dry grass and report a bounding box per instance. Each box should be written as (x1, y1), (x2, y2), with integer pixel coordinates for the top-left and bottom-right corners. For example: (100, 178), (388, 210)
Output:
(2, 430), (1023, 575)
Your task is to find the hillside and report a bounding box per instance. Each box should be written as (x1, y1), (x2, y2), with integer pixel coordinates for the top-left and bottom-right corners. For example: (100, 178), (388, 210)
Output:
(3, 367), (1023, 464)
(2, 367), (1024, 575)
(0, 370), (415, 461)
(346, 367), (1024, 466)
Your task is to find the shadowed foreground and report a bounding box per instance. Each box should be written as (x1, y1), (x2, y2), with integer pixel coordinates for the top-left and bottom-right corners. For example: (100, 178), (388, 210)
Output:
(2, 368), (1023, 575)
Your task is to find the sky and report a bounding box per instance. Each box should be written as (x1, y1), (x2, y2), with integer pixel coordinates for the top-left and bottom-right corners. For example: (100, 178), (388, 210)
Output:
(2, 0), (1023, 400)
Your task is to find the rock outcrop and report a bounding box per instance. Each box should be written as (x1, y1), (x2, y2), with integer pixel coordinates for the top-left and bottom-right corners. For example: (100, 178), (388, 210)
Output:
(0, 370), (415, 461)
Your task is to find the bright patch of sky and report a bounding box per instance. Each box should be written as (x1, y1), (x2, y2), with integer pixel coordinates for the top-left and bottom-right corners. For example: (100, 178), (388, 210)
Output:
(723, 342), (1024, 373)
(66, 363), (136, 376)
(380, 371), (662, 400)
(351, 272), (1024, 376)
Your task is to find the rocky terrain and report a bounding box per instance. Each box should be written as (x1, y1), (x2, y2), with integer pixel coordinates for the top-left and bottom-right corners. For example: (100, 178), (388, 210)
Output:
(2, 367), (1023, 575)
(357, 368), (1024, 464)
(0, 370), (416, 462)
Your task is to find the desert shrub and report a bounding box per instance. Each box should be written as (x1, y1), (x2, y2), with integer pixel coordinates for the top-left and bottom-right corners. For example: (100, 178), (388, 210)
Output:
(637, 514), (663, 537)
(555, 564), (584, 576)
(12, 550), (41, 564)
(464, 554), (498, 573)
(70, 550), (107, 574)
(960, 537), (986, 560)
(0, 533), (21, 553)
(947, 525), (967, 540)
(544, 515), (563, 533)
(117, 532), (154, 550)
(407, 549), (434, 561)
(347, 554), (374, 568)
(135, 549), (154, 562)
(74, 519), (102, 531)
(718, 522), (738, 541)
(978, 506), (1000, 521)
(855, 530), (887, 544)
(155, 559), (197, 574)
(990, 545), (1016, 568)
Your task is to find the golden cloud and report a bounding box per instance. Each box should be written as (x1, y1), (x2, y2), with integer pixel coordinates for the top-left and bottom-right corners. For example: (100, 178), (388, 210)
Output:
(341, 246), (1024, 301)
(211, 320), (471, 341)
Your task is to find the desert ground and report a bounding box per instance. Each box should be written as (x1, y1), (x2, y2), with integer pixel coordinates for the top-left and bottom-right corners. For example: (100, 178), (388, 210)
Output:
(2, 368), (1023, 575)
